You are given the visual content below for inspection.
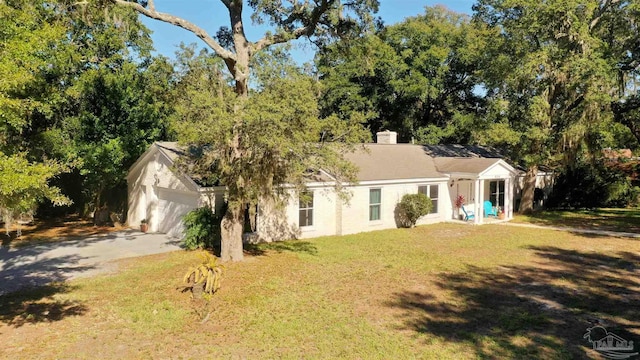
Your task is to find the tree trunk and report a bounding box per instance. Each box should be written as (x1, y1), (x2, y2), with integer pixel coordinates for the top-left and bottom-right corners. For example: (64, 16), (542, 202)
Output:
(229, 0), (250, 98)
(220, 202), (244, 262)
(519, 165), (537, 214)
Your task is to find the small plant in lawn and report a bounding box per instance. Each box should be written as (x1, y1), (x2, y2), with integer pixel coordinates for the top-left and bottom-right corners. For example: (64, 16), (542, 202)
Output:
(183, 252), (224, 323)
(397, 193), (433, 228)
(183, 252), (224, 300)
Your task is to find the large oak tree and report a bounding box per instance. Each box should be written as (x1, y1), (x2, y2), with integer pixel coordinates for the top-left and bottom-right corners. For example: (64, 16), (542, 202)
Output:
(112, 0), (379, 261)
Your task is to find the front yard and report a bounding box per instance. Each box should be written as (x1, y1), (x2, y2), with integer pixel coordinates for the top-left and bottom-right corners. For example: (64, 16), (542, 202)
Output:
(2, 223), (639, 359)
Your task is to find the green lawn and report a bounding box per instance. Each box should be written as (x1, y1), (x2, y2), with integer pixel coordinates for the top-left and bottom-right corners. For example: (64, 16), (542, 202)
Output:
(513, 207), (640, 233)
(2, 223), (639, 359)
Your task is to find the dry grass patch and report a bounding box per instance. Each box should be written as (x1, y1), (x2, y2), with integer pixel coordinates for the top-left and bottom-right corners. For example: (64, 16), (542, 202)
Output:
(1, 223), (639, 359)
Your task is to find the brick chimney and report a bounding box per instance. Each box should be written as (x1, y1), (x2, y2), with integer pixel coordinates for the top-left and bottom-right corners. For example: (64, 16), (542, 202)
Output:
(376, 130), (397, 144)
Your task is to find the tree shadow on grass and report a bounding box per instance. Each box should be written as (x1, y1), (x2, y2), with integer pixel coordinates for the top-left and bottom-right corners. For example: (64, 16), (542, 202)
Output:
(0, 246), (92, 327)
(244, 240), (318, 257)
(566, 230), (640, 239)
(522, 208), (640, 233)
(0, 283), (87, 328)
(387, 246), (640, 359)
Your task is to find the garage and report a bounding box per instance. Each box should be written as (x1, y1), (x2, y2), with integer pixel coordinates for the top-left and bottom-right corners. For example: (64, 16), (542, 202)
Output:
(157, 188), (200, 238)
(127, 142), (226, 238)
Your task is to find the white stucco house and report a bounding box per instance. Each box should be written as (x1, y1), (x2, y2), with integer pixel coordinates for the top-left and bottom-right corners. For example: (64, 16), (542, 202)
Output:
(127, 131), (519, 241)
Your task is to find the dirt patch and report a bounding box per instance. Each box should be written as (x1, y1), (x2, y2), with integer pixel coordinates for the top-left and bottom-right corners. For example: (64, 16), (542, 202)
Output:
(1, 215), (124, 248)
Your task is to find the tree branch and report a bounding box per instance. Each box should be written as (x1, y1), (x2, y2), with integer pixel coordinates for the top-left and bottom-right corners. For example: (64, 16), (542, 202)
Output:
(589, 0), (620, 31)
(253, 0), (332, 52)
(112, 0), (236, 62)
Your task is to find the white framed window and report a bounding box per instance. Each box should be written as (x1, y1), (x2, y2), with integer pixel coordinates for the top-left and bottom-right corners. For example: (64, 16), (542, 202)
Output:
(298, 192), (314, 227)
(418, 184), (439, 214)
(489, 180), (505, 207)
(369, 188), (382, 221)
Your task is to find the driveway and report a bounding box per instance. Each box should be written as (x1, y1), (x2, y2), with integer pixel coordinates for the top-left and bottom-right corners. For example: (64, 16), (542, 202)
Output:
(0, 230), (182, 295)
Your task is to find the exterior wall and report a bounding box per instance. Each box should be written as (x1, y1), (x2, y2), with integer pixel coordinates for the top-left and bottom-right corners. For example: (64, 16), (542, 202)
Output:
(482, 163), (512, 178)
(254, 181), (448, 242)
(254, 187), (338, 242)
(514, 172), (556, 210)
(128, 148), (172, 230)
(286, 188), (338, 239)
(340, 181), (447, 236)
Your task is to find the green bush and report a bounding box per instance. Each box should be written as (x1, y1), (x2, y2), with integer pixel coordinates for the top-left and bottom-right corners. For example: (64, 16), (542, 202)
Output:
(182, 206), (222, 250)
(397, 193), (433, 228)
(547, 160), (639, 209)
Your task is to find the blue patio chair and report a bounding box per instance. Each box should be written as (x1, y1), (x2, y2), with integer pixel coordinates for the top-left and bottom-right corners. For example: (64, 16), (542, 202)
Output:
(461, 205), (475, 221)
(484, 201), (498, 217)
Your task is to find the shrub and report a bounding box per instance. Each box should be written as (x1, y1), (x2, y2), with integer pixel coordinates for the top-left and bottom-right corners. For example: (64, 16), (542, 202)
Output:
(397, 193), (433, 228)
(547, 160), (639, 209)
(182, 206), (222, 250)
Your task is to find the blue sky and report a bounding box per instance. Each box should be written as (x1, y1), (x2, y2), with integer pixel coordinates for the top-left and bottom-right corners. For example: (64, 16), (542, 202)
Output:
(141, 1), (475, 63)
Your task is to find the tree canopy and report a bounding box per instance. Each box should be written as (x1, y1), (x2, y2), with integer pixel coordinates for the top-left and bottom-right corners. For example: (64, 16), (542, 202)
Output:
(0, 0), (172, 231)
(318, 6), (489, 144)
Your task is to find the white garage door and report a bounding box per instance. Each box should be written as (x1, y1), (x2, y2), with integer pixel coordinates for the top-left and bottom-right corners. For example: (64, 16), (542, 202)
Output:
(157, 188), (200, 238)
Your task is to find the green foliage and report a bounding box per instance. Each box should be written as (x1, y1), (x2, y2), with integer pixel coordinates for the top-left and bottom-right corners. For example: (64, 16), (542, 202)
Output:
(318, 6), (489, 143)
(171, 47), (369, 207)
(113, 0), (380, 261)
(0, 0), (67, 143)
(73, 58), (174, 210)
(396, 193), (433, 228)
(0, 0), (172, 217)
(182, 206), (222, 251)
(547, 160), (639, 209)
(183, 252), (225, 299)
(0, 152), (70, 233)
(472, 0), (631, 168)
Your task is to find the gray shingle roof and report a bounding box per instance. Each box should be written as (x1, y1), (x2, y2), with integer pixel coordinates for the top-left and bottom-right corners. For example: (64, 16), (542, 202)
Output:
(422, 144), (504, 158)
(155, 141), (184, 162)
(344, 144), (446, 181)
(434, 157), (502, 174)
(150, 141), (514, 186)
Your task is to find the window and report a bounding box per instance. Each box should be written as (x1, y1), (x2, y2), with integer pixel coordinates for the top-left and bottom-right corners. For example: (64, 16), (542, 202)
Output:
(418, 184), (439, 214)
(489, 180), (505, 207)
(369, 188), (381, 221)
(298, 192), (314, 227)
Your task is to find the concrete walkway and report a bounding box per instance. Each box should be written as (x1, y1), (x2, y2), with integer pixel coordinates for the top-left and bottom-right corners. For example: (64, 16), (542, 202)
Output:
(0, 230), (182, 295)
(502, 222), (640, 239)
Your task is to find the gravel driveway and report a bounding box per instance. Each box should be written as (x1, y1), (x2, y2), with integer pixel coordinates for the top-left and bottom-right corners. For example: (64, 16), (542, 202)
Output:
(0, 230), (182, 295)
